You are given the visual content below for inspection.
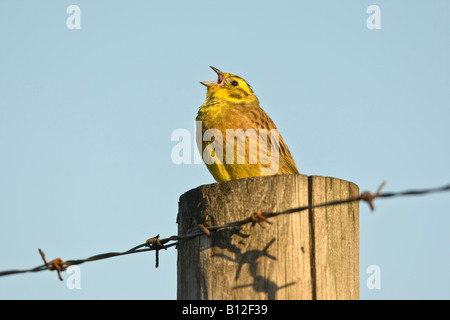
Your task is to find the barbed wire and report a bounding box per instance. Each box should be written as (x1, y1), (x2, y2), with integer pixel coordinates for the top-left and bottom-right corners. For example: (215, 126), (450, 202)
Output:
(0, 181), (449, 281)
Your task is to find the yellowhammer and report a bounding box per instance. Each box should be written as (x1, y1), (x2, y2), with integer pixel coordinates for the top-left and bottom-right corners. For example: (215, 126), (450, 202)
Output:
(196, 66), (299, 182)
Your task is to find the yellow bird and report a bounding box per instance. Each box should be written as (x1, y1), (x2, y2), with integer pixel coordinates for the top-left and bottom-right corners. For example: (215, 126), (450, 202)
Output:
(196, 66), (299, 182)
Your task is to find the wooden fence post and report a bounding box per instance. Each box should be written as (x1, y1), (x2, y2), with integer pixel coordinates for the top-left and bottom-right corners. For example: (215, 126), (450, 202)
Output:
(177, 174), (359, 300)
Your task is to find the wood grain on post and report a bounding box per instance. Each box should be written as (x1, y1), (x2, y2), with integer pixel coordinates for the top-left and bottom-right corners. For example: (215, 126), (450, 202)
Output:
(177, 174), (359, 300)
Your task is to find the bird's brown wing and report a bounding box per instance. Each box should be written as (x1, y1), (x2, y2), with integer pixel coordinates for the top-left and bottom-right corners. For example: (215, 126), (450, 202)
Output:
(232, 103), (300, 175)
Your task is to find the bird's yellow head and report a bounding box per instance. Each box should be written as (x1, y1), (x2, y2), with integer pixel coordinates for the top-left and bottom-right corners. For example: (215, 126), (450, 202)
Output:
(201, 66), (259, 105)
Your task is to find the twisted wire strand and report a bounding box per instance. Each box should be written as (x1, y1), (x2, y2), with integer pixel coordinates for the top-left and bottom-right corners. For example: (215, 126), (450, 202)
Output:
(1, 182), (449, 280)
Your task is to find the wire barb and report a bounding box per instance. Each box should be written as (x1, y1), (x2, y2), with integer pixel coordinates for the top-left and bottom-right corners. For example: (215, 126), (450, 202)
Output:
(198, 224), (211, 237)
(145, 235), (166, 268)
(38, 249), (66, 281)
(360, 181), (386, 211)
(146, 235), (163, 249)
(250, 211), (273, 228)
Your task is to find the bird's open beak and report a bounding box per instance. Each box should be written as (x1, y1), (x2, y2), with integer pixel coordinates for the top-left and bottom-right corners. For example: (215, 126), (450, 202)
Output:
(200, 81), (216, 87)
(210, 66), (224, 84)
(200, 66), (224, 87)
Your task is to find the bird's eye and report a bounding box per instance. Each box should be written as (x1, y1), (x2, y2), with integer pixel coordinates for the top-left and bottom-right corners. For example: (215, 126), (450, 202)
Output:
(231, 80), (239, 86)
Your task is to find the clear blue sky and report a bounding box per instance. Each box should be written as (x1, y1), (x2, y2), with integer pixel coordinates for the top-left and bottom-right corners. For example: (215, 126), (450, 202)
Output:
(1, 1), (449, 299)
